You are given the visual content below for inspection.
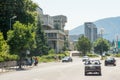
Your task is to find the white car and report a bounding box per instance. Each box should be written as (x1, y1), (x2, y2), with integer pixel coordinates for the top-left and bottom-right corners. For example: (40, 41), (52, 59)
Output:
(82, 56), (89, 62)
(62, 56), (73, 62)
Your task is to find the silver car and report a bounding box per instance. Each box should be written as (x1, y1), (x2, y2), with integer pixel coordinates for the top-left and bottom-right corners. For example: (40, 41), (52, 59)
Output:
(62, 56), (73, 62)
(84, 60), (101, 75)
(82, 56), (89, 62)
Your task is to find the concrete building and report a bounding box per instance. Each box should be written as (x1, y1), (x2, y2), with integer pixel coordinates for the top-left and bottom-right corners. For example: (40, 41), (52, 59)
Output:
(42, 15), (67, 53)
(42, 15), (54, 29)
(36, 7), (68, 53)
(84, 22), (97, 42)
(36, 7), (43, 20)
(52, 15), (67, 31)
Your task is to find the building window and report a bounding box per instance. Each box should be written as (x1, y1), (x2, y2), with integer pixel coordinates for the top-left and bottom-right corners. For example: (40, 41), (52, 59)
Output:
(47, 33), (57, 38)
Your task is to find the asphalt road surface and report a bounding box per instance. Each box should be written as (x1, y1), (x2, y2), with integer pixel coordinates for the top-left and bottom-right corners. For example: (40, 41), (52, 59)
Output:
(0, 57), (120, 80)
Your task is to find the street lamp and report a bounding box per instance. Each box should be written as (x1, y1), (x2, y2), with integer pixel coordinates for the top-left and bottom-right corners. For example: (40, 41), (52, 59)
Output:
(10, 16), (17, 29)
(26, 50), (30, 55)
(100, 28), (104, 38)
(26, 50), (30, 58)
(100, 28), (104, 59)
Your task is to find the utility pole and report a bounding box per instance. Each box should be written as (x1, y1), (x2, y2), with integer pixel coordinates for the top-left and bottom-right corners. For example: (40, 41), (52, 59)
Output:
(100, 28), (104, 59)
(116, 35), (118, 53)
(10, 16), (17, 29)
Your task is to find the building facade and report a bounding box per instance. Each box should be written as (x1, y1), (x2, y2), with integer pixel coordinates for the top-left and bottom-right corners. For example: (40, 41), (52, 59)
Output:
(36, 6), (69, 53)
(84, 22), (97, 42)
(43, 15), (67, 53)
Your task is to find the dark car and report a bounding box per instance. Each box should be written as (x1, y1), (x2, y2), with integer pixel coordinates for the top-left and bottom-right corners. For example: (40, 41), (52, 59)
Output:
(105, 57), (116, 66)
(62, 56), (73, 62)
(84, 60), (101, 75)
(82, 56), (89, 62)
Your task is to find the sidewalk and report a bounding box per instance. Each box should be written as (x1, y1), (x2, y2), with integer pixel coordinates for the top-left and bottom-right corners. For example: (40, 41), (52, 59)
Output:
(0, 61), (61, 74)
(0, 65), (33, 73)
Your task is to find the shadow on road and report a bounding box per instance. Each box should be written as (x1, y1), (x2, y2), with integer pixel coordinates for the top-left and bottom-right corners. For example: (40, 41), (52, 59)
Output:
(85, 74), (102, 76)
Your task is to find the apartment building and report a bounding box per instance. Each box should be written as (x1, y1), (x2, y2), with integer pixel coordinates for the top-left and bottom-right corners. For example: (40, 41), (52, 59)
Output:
(44, 15), (67, 53)
(37, 7), (68, 53)
(84, 22), (97, 42)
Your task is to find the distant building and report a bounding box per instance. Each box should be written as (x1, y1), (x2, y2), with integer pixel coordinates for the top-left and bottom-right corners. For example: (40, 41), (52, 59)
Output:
(69, 34), (84, 42)
(84, 22), (97, 42)
(69, 34), (84, 50)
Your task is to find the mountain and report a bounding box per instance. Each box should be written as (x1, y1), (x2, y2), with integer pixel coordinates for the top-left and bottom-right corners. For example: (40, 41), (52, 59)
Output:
(69, 16), (120, 41)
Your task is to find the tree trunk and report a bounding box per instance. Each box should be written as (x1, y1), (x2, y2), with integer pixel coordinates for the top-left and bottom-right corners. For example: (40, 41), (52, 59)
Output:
(18, 55), (22, 69)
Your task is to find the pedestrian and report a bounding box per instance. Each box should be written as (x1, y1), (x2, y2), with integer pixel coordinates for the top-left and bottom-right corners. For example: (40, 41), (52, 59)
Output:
(30, 57), (34, 66)
(34, 57), (38, 66)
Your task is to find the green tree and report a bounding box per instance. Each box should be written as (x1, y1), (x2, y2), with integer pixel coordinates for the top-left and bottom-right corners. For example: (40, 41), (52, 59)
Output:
(32, 15), (49, 56)
(62, 37), (69, 51)
(93, 38), (110, 55)
(7, 21), (36, 68)
(76, 36), (91, 56)
(0, 32), (9, 62)
(0, 0), (37, 39)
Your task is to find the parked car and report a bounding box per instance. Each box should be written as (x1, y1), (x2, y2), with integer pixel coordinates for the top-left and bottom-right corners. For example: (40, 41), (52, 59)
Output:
(82, 56), (89, 62)
(105, 57), (116, 66)
(84, 60), (101, 75)
(62, 56), (73, 62)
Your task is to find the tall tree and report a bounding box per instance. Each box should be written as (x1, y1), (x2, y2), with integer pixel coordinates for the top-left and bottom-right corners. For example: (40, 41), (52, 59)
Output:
(0, 32), (9, 61)
(7, 21), (36, 68)
(94, 38), (110, 55)
(76, 36), (91, 56)
(0, 0), (37, 39)
(33, 15), (49, 56)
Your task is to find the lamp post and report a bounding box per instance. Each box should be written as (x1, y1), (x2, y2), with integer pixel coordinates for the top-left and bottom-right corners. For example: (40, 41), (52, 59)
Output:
(100, 28), (104, 59)
(10, 16), (17, 29)
(26, 50), (30, 56)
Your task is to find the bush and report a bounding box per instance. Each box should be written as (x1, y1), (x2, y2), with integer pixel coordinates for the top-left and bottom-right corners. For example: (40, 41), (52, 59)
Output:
(38, 55), (55, 62)
(0, 56), (4, 62)
(114, 54), (120, 57)
(87, 53), (99, 58)
(64, 51), (70, 56)
(48, 49), (55, 54)
(105, 53), (111, 56)
(38, 51), (69, 62)
(7, 54), (19, 61)
(0, 53), (19, 62)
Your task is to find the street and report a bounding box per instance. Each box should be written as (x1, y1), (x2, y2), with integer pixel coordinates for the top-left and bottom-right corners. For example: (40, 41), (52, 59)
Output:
(0, 57), (120, 80)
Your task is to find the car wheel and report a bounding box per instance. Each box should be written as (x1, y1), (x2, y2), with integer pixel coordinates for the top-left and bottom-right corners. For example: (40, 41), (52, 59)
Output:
(114, 64), (116, 66)
(105, 63), (107, 66)
(99, 71), (101, 75)
(85, 72), (87, 75)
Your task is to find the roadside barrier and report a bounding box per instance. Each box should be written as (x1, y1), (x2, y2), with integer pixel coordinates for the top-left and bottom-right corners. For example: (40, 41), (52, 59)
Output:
(0, 60), (32, 72)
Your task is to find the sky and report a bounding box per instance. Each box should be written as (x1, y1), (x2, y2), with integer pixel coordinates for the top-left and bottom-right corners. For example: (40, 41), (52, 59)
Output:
(32, 0), (120, 30)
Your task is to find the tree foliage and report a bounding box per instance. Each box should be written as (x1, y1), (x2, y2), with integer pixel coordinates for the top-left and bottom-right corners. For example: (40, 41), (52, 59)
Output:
(76, 36), (91, 56)
(7, 21), (36, 68)
(0, 32), (9, 61)
(7, 21), (36, 55)
(0, 0), (37, 39)
(32, 16), (49, 56)
(1, 0), (49, 58)
(93, 38), (110, 55)
(0, 32), (18, 62)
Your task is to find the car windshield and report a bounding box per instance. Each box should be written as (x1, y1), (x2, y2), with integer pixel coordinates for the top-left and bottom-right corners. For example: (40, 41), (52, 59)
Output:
(63, 57), (69, 59)
(83, 56), (88, 58)
(107, 57), (114, 60)
(85, 60), (100, 65)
